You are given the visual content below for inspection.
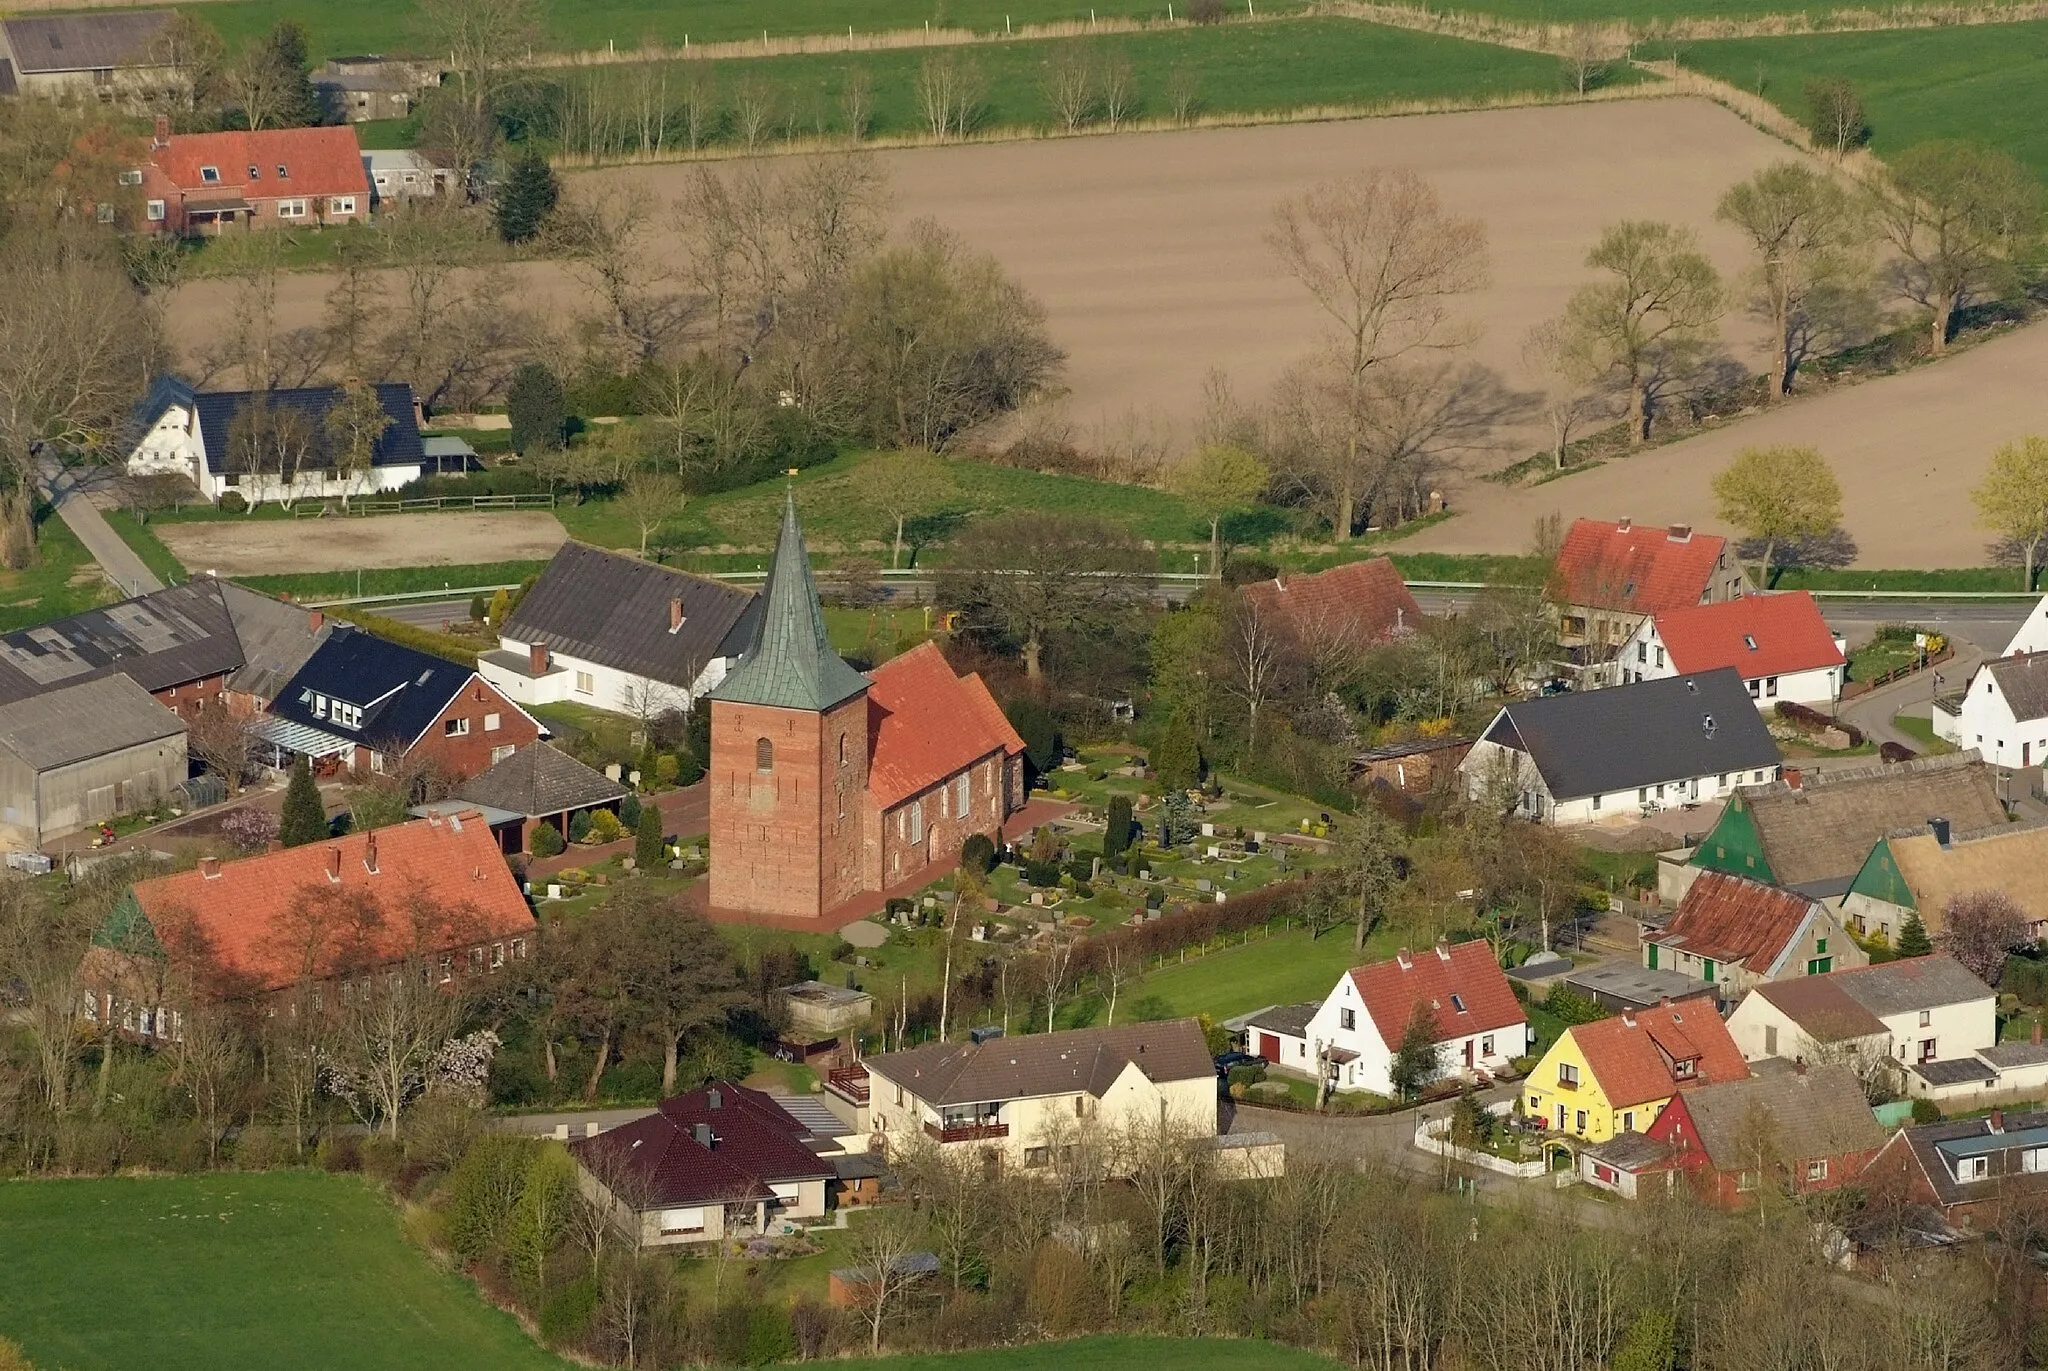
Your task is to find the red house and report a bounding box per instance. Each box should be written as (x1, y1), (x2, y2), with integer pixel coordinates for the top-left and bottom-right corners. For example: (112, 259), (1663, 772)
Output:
(139, 117), (368, 235)
(1241, 557), (1423, 648)
(1645, 1063), (1885, 1206)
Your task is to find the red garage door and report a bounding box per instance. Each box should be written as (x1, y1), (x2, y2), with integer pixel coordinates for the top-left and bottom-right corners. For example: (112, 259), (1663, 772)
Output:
(1258, 1033), (1281, 1062)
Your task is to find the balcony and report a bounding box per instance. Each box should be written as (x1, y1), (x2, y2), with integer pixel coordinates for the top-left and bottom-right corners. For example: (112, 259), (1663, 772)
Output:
(925, 1120), (1009, 1143)
(825, 1066), (870, 1104)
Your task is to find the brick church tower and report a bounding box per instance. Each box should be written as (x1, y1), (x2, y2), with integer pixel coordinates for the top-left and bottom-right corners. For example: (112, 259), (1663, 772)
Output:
(707, 492), (873, 920)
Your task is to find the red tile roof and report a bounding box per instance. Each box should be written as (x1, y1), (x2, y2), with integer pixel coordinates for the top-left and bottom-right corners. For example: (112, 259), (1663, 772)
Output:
(1349, 939), (1525, 1045)
(569, 1080), (834, 1209)
(865, 642), (1025, 811)
(1651, 591), (1842, 680)
(131, 812), (533, 994)
(1555, 518), (1729, 616)
(1241, 557), (1422, 647)
(148, 126), (368, 198)
(1570, 999), (1749, 1108)
(1644, 870), (1818, 972)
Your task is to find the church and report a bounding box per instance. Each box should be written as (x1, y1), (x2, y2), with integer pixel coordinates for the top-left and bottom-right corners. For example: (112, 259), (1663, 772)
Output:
(706, 493), (1028, 921)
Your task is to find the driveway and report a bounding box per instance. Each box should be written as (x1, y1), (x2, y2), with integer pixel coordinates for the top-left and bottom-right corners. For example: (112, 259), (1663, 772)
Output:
(38, 460), (163, 597)
(1838, 642), (1983, 754)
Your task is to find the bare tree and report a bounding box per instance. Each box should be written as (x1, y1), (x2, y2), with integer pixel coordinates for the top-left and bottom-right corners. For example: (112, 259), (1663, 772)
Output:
(323, 376), (392, 510)
(418, 0), (542, 181)
(1938, 889), (2031, 985)
(731, 75), (780, 153)
(915, 51), (984, 140)
(324, 943), (472, 1137)
(1717, 162), (1871, 398)
(1869, 140), (2041, 355)
(844, 1209), (927, 1353)
(1220, 591), (1288, 754)
(1521, 317), (1604, 468)
(1267, 169), (1488, 538)
(1560, 23), (1610, 95)
(1098, 48), (1136, 130)
(840, 68), (873, 142)
(556, 183), (692, 367)
(226, 396), (317, 511)
(186, 703), (258, 793)
(616, 469), (684, 557)
(1042, 45), (1097, 132)
(939, 511), (1150, 682)
(1560, 219), (1724, 443)
(1164, 61), (1201, 125)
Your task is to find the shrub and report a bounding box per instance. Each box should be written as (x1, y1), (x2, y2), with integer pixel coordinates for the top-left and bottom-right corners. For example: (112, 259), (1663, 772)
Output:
(568, 810), (593, 843)
(220, 805), (279, 853)
(1543, 987), (1608, 1026)
(279, 757), (327, 848)
(1227, 1062), (1266, 1089)
(619, 793), (642, 829)
(1223, 553), (1281, 587)
(1066, 855), (1097, 883)
(585, 809), (626, 843)
(468, 594), (487, 622)
(1775, 699), (1864, 746)
(530, 821), (565, 858)
(1023, 860), (1063, 888)
(358, 1134), (404, 1182)
(960, 832), (996, 873)
(506, 362), (567, 454)
(2005, 954), (2048, 1007)
(217, 490), (248, 514)
(314, 1133), (360, 1172)
(1187, 0), (1226, 21)
(328, 607), (478, 667)
(1104, 793), (1134, 858)
(445, 1134), (535, 1261)
(1880, 740), (1918, 764)
(493, 148), (560, 243)
(540, 1277), (600, 1348)
(635, 803), (665, 870)
(656, 753), (681, 785)
(1910, 1098), (1941, 1125)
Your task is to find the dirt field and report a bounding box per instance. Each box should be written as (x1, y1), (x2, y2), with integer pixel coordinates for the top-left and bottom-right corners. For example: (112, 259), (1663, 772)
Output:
(153, 512), (568, 577)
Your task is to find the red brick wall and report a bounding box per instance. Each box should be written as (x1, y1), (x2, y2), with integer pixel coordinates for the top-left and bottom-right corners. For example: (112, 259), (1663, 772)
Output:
(152, 673), (227, 723)
(875, 751), (1009, 889)
(379, 675), (539, 783)
(709, 692), (870, 919)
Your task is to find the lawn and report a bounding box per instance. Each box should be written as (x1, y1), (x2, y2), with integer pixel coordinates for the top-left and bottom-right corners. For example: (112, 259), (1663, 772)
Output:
(1083, 926), (1383, 1026)
(1891, 711), (1958, 755)
(101, 509), (192, 586)
(239, 560), (550, 602)
(1677, 22), (2048, 184)
(828, 1335), (1341, 1371)
(1427, 0), (2036, 23)
(0, 517), (116, 632)
(540, 17), (1647, 154)
(1847, 631), (1929, 685)
(0, 1172), (571, 1371)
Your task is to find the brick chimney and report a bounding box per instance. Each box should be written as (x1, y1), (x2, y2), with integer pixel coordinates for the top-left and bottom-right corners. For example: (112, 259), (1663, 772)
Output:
(669, 597), (685, 633)
(2033, 1018), (2042, 1046)
(153, 115), (170, 148)
(308, 610), (324, 632)
(1667, 523), (1692, 542)
(1990, 1108), (2005, 1134)
(1784, 768), (1803, 790)
(1616, 517), (1632, 532)
(1793, 1058), (1807, 1076)
(327, 846), (343, 881)
(528, 642), (548, 673)
(1395, 948), (1413, 970)
(364, 831), (379, 873)
(199, 855), (221, 879)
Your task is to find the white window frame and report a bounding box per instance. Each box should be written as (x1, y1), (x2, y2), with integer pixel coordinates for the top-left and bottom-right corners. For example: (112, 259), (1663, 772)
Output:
(575, 671), (594, 696)
(277, 198), (307, 219)
(200, 165), (220, 182)
(484, 712), (501, 731)
(330, 195), (356, 215)
(445, 717), (470, 737)
(146, 199), (166, 221)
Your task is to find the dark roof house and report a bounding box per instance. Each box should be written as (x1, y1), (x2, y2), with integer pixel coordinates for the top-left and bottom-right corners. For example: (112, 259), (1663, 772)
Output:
(452, 742), (627, 820)
(866, 1020), (1215, 1107)
(1650, 1063), (1887, 1204)
(1866, 1107), (2048, 1219)
(141, 377), (425, 478)
(0, 12), (174, 85)
(0, 674), (184, 774)
(0, 578), (240, 707)
(269, 629), (478, 746)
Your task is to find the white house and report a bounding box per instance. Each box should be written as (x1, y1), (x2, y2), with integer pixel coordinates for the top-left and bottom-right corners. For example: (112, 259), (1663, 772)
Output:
(1249, 941), (1529, 1097)
(1726, 955), (1996, 1100)
(1934, 650), (2048, 768)
(1616, 591), (1844, 710)
(125, 375), (425, 507)
(476, 543), (757, 719)
(362, 148), (456, 205)
(1461, 668), (1781, 825)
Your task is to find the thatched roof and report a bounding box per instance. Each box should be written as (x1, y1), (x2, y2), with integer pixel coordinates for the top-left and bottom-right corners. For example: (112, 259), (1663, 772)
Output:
(1886, 823), (2048, 934)
(1742, 753), (2005, 889)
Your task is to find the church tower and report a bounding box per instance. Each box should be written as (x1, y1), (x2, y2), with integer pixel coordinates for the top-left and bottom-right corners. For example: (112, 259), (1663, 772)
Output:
(707, 491), (872, 920)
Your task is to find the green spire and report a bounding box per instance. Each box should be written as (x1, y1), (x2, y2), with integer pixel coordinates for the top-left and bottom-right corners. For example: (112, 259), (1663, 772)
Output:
(710, 488), (869, 712)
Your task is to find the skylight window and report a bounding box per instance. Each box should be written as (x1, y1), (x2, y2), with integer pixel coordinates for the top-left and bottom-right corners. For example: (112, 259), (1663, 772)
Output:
(1450, 994), (1467, 1013)
(248, 165), (260, 179)
(1743, 635), (1757, 650)
(200, 166), (220, 183)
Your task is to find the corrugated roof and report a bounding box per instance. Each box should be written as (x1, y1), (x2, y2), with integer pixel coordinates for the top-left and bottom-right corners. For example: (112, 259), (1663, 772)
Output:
(0, 674), (184, 771)
(454, 743), (626, 818)
(1670, 1064), (1885, 1170)
(709, 492), (869, 713)
(1555, 518), (1730, 615)
(866, 1020), (1214, 1107)
(865, 643), (1024, 811)
(1651, 590), (1843, 680)
(0, 578), (239, 706)
(1485, 668), (1779, 801)
(1645, 870), (1818, 972)
(1240, 557), (1422, 646)
(502, 542), (755, 693)
(1, 12), (174, 74)
(1734, 752), (2006, 888)
(1348, 940), (1525, 1045)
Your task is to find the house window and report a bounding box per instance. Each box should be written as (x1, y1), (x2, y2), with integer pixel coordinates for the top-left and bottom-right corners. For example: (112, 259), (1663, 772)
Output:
(445, 718), (470, 737)
(909, 798), (925, 845)
(1701, 959), (1717, 983)
(1340, 1008), (1355, 1031)
(838, 733), (848, 766)
(370, 752), (386, 774)
(1637, 642), (1647, 663)
(146, 199), (166, 221)
(1621, 1111), (1634, 1132)
(1574, 1110), (1587, 1133)
(491, 943), (506, 968)
(1654, 647), (1664, 668)
(1807, 958), (1832, 975)
(491, 744), (515, 763)
(1805, 1159), (1828, 1182)
(1764, 1025), (1778, 1055)
(1766, 676), (1779, 698)
(484, 712), (501, 731)
(1481, 1035), (1493, 1056)
(1557, 1063), (1579, 1088)
(574, 671), (594, 695)
(1748, 679), (1761, 699)
(1737, 1170), (1760, 1192)
(1959, 1156), (1989, 1182)
(756, 738), (774, 772)
(330, 195), (356, 215)
(438, 955), (453, 984)
(278, 199), (307, 218)
(118, 169), (144, 186)
(1450, 994), (1466, 1013)
(1919, 1009), (1932, 1027)
(200, 165), (220, 182)
(1023, 1146), (1049, 1168)
(1816, 938), (1827, 955)
(248, 165), (260, 179)
(1592, 794), (1602, 812)
(277, 164), (289, 178)
(2023, 1147), (2048, 1174)
(510, 938), (525, 959)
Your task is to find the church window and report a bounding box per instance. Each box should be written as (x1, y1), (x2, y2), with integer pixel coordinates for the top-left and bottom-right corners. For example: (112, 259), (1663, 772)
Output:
(957, 771), (971, 818)
(755, 737), (773, 772)
(838, 733), (847, 766)
(909, 798), (925, 845)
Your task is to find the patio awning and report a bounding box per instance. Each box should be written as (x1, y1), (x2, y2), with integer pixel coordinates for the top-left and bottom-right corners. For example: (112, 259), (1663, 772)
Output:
(250, 716), (354, 758)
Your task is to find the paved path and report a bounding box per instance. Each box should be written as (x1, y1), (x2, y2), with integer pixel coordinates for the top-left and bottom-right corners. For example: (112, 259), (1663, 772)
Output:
(1839, 643), (1984, 754)
(38, 460), (163, 597)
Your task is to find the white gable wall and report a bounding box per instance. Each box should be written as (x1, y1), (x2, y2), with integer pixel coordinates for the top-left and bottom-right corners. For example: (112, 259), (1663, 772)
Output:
(479, 635), (732, 716)
(1460, 728), (1778, 826)
(1949, 665), (2048, 767)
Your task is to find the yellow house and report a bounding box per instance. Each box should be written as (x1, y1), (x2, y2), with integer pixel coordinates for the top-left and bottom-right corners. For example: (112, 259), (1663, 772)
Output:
(1523, 999), (1749, 1144)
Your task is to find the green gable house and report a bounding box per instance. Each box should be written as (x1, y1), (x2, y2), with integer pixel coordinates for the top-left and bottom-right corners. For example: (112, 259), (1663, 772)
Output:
(1841, 821), (2048, 946)
(1681, 753), (2005, 900)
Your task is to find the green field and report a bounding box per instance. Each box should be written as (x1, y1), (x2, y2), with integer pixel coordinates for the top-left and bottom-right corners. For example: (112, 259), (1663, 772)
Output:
(0, 1173), (571, 1371)
(0, 517), (115, 631)
(537, 18), (1643, 152)
(178, 0), (1306, 61)
(1678, 21), (2048, 181)
(1090, 926), (1378, 1025)
(830, 1336), (1341, 1371)
(1413, 0), (2034, 23)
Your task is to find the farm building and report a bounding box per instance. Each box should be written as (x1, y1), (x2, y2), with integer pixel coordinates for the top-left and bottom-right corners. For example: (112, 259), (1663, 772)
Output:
(0, 12), (175, 99)
(0, 676), (186, 850)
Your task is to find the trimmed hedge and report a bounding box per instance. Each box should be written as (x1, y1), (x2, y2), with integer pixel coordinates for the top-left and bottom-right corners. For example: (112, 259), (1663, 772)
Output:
(1776, 700), (1864, 747)
(325, 606), (479, 667)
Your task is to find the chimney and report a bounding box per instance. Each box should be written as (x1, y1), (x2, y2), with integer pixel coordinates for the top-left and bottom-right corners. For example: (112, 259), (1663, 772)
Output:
(669, 597), (685, 633)
(1989, 1108), (2005, 1134)
(1794, 1058), (1808, 1076)
(1659, 996), (1672, 1009)
(265, 839), (282, 853)
(1928, 817), (1951, 848)
(199, 856), (222, 879)
(2033, 1018), (2043, 1046)
(364, 832), (379, 873)
(707, 1087), (722, 1110)
(528, 642), (548, 674)
(1435, 942), (1451, 962)
(328, 846), (342, 880)
(153, 115), (170, 148)
(1667, 523), (1692, 542)
(694, 1123), (713, 1148)
(1395, 948), (1413, 971)
(308, 610), (324, 633)
(1784, 768), (1803, 791)
(1621, 1009), (1636, 1028)
(1616, 517), (1632, 533)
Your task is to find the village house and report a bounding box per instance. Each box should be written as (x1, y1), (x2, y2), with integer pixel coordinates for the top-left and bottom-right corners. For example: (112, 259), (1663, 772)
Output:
(80, 809), (534, 1036)
(477, 542), (757, 719)
(706, 494), (1027, 921)
(1863, 1108), (2048, 1226)
(1616, 591), (1845, 709)
(1934, 650), (2048, 774)
(0, 675), (186, 851)
(861, 1020), (1232, 1174)
(258, 628), (541, 782)
(426, 742), (630, 856)
(126, 375), (427, 508)
(568, 1082), (851, 1248)
(1523, 998), (1749, 1144)
(314, 55), (440, 123)
(1580, 1063), (1885, 1206)
(1550, 518), (1750, 687)
(1678, 752), (2006, 901)
(1240, 557), (1423, 649)
(1244, 941), (1528, 1097)
(1841, 819), (2048, 944)
(1642, 869), (1864, 996)
(136, 119), (369, 234)
(362, 148), (456, 205)
(1725, 955), (1998, 1100)
(1461, 668), (1779, 824)
(0, 12), (174, 100)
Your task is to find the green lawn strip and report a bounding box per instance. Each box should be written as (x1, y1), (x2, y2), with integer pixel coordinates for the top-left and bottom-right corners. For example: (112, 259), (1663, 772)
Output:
(238, 560), (549, 602)
(826, 1335), (1342, 1371)
(0, 517), (115, 632)
(541, 18), (1646, 152)
(1676, 22), (2048, 183)
(0, 1172), (572, 1371)
(1082, 925), (1382, 1027)
(1891, 712), (1957, 755)
(100, 510), (192, 586)
(1431, 0), (2035, 25)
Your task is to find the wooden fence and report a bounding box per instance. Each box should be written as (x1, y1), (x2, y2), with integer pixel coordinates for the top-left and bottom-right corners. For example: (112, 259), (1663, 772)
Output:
(292, 493), (556, 518)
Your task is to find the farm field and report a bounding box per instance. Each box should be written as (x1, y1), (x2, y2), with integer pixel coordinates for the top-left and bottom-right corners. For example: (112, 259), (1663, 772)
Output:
(151, 509), (569, 576)
(1678, 21), (2048, 181)
(0, 1172), (571, 1371)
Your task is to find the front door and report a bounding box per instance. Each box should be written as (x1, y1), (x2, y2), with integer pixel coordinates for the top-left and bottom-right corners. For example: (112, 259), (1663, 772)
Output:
(1646, 944), (1659, 970)
(1463, 1040), (1475, 1067)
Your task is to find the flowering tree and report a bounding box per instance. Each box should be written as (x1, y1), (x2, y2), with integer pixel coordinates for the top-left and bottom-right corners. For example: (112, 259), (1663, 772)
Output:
(1938, 889), (2032, 986)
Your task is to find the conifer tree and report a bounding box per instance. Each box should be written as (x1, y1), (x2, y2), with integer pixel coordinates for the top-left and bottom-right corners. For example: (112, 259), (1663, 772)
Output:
(493, 150), (560, 244)
(1898, 908), (1934, 958)
(279, 756), (326, 848)
(635, 804), (665, 871)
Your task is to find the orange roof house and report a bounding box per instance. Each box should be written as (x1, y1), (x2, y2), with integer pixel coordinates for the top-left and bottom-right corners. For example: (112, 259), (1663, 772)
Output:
(1623, 592), (1845, 707)
(139, 118), (369, 235)
(85, 812), (533, 1027)
(1554, 518), (1742, 617)
(1524, 997), (1751, 1143)
(1643, 870), (1865, 995)
(1241, 558), (1422, 649)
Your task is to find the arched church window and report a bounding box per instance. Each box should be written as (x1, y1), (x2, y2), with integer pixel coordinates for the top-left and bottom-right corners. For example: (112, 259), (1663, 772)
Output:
(755, 737), (774, 772)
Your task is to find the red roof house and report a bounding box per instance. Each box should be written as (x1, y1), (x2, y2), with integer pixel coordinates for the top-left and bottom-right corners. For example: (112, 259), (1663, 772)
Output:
(1643, 870), (1864, 996)
(1241, 557), (1423, 648)
(1554, 518), (1743, 617)
(139, 117), (368, 234)
(1569, 1000), (1751, 1109)
(1624, 591), (1844, 707)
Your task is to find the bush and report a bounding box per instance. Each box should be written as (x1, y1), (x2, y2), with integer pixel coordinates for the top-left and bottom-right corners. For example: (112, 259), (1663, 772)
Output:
(314, 1134), (361, 1172)
(220, 805), (280, 853)
(530, 821), (565, 858)
(1774, 699), (1864, 746)
(656, 753), (681, 785)
(506, 363), (567, 455)
(1023, 859), (1063, 888)
(618, 793), (642, 829)
(328, 607), (478, 667)
(217, 490), (248, 514)
(444, 1134), (535, 1261)
(1227, 1062), (1266, 1089)
(1880, 740), (1919, 764)
(960, 832), (996, 874)
(1543, 987), (1609, 1027)
(1066, 855), (1097, 883)
(2005, 953), (2048, 1007)
(635, 803), (665, 870)
(1910, 1098), (1942, 1125)
(468, 594), (487, 622)
(590, 809), (629, 843)
(540, 1277), (600, 1348)
(358, 1134), (404, 1182)
(1104, 793), (1135, 858)
(1222, 553), (1281, 587)
(568, 810), (593, 843)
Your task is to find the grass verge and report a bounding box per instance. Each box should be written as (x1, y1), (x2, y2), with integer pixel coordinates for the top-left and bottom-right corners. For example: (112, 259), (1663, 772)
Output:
(0, 1172), (571, 1371)
(0, 516), (115, 632)
(1891, 712), (1958, 754)
(239, 561), (550, 602)
(101, 510), (192, 586)
(826, 1334), (1342, 1371)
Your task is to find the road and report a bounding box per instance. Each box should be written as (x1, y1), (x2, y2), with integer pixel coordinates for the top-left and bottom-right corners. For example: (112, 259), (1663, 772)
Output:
(37, 460), (164, 598)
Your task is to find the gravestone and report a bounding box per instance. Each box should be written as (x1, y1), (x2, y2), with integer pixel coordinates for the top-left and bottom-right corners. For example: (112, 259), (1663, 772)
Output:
(604, 764), (622, 781)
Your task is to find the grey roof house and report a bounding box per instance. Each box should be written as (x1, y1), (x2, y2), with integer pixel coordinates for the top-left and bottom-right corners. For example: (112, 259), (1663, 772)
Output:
(0, 675), (187, 849)
(478, 542), (758, 719)
(1460, 668), (1781, 824)
(0, 12), (175, 98)
(421, 742), (629, 854)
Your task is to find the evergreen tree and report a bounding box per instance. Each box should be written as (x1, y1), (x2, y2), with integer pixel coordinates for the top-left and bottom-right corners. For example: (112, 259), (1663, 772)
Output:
(266, 21), (322, 128)
(530, 821), (565, 858)
(1388, 1001), (1444, 1100)
(1104, 793), (1134, 858)
(506, 364), (567, 455)
(493, 150), (560, 244)
(635, 804), (665, 870)
(1150, 712), (1202, 792)
(1898, 908), (1934, 957)
(278, 756), (326, 847)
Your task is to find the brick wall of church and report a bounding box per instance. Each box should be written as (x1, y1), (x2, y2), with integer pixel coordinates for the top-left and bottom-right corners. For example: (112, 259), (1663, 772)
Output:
(875, 751), (1009, 889)
(708, 693), (868, 919)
